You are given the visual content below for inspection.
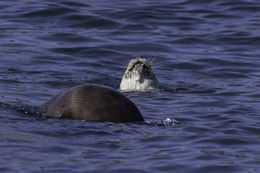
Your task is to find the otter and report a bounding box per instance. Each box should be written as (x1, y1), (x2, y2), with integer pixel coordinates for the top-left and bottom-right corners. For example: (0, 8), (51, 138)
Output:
(38, 84), (143, 122)
(119, 57), (159, 91)
(38, 57), (158, 122)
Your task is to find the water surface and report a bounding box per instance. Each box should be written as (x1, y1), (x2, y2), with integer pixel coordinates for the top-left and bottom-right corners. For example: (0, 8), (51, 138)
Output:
(0, 0), (260, 172)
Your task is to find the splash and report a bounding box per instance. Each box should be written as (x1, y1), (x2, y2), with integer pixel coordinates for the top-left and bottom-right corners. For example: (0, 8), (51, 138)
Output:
(145, 118), (180, 126)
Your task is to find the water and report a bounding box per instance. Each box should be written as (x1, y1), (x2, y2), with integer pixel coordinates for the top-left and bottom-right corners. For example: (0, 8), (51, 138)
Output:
(0, 0), (260, 172)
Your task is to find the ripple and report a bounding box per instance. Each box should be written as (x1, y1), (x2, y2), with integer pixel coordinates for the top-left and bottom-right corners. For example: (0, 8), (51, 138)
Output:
(40, 32), (97, 43)
(21, 7), (76, 18)
(66, 14), (120, 29)
(1, 0), (260, 172)
(61, 1), (90, 8)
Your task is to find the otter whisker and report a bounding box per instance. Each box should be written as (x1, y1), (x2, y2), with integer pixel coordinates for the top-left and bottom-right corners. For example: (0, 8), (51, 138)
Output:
(146, 57), (159, 67)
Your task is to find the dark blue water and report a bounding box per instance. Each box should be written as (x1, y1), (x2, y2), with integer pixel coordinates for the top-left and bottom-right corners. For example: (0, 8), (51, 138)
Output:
(1, 0), (260, 172)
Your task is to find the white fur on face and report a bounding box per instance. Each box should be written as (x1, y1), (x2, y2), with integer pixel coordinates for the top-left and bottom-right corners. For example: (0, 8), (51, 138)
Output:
(119, 57), (159, 91)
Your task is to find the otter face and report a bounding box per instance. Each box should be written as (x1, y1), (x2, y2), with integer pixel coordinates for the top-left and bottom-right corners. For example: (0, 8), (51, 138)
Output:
(119, 57), (159, 91)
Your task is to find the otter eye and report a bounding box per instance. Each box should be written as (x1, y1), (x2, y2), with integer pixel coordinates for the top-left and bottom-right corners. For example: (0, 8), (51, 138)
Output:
(147, 65), (152, 72)
(143, 65), (151, 72)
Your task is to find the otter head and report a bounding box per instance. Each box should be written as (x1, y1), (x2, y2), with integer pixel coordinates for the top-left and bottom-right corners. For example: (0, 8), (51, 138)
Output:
(119, 56), (159, 91)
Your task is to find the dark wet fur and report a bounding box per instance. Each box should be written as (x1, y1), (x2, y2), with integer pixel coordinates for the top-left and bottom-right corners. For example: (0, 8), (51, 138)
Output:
(38, 84), (144, 122)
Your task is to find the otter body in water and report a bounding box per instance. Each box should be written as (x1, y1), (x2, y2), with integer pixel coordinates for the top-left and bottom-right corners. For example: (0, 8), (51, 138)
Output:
(38, 85), (143, 122)
(120, 57), (159, 91)
(39, 57), (158, 122)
